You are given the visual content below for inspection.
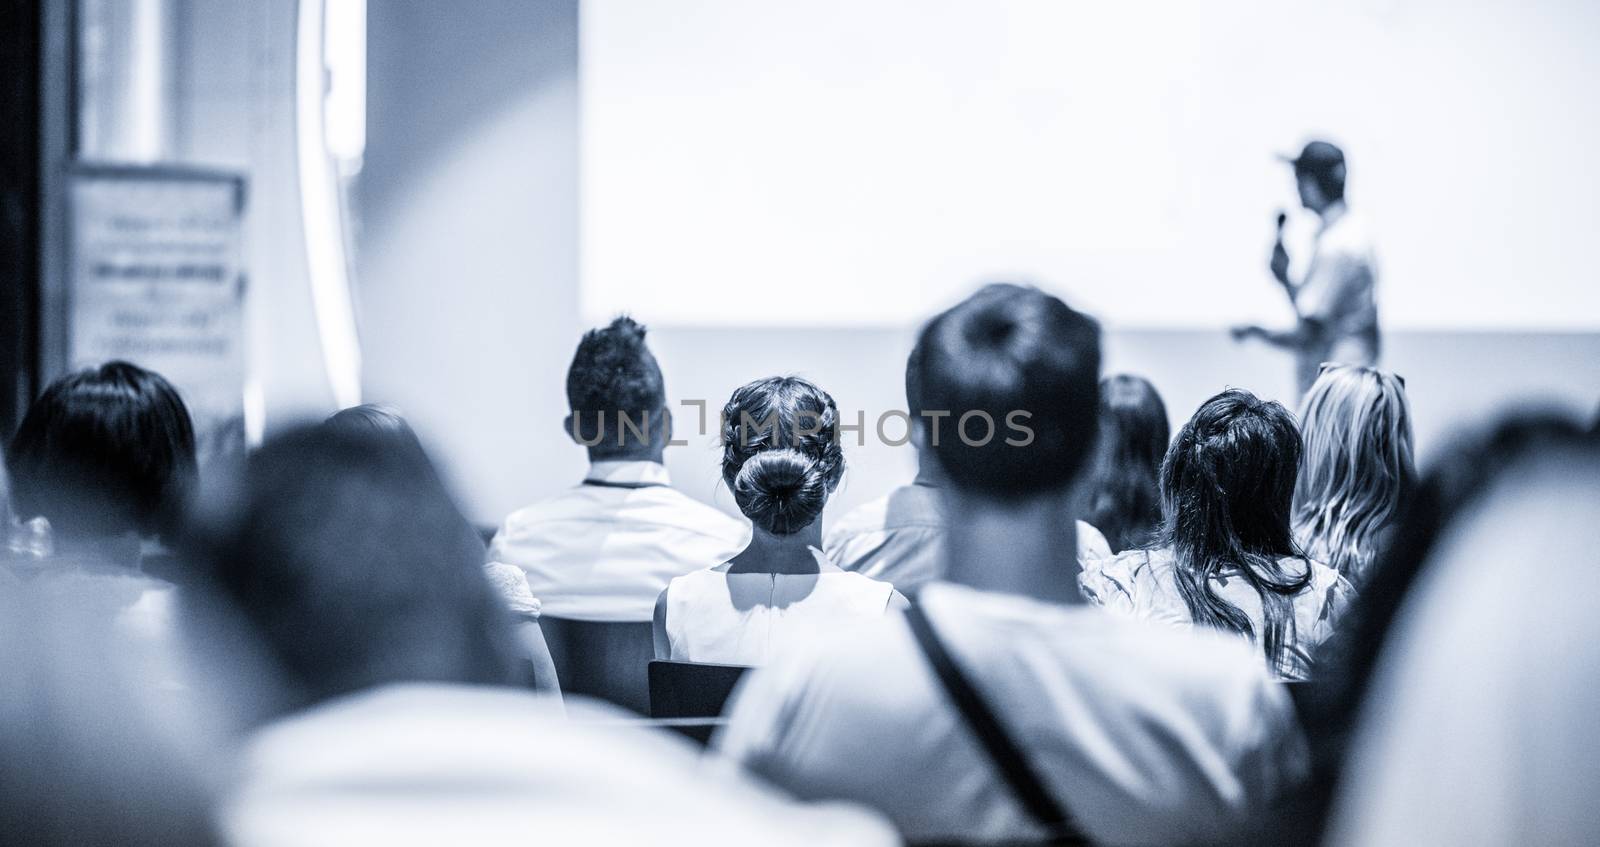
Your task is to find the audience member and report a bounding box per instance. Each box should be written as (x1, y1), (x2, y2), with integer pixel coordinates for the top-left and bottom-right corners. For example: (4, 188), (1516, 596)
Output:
(826, 353), (1112, 594)
(718, 285), (1305, 845)
(1083, 389), (1353, 679)
(1292, 364), (1413, 586)
(654, 376), (905, 664)
(191, 425), (894, 845)
(1273, 414), (1597, 844)
(1322, 419), (1599, 844)
(324, 403), (560, 695)
(488, 317), (748, 623)
(3, 361), (197, 686)
(1082, 374), (1170, 554)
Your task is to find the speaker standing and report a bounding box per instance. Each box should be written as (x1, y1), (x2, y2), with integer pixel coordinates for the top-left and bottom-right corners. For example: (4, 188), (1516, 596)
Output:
(1233, 140), (1381, 395)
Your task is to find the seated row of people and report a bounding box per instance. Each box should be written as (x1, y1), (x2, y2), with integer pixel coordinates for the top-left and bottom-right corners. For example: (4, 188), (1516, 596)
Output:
(6, 280), (1535, 845)
(487, 309), (1411, 679)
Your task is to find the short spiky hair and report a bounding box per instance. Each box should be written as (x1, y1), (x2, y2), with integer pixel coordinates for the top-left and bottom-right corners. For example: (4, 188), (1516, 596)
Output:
(565, 317), (666, 449)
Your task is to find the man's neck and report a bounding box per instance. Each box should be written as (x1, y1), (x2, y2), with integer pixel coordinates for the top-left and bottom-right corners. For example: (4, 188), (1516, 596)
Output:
(1316, 199), (1348, 228)
(912, 449), (948, 488)
(940, 489), (1084, 605)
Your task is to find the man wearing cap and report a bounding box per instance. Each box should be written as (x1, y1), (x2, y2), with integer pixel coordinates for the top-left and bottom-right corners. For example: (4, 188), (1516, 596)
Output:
(1233, 140), (1380, 395)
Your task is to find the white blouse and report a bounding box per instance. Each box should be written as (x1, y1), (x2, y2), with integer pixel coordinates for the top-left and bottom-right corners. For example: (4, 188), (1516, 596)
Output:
(1080, 546), (1353, 680)
(664, 559), (896, 666)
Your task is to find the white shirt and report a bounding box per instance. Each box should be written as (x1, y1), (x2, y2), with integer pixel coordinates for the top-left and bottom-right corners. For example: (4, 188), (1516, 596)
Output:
(1081, 547), (1353, 680)
(716, 582), (1305, 845)
(825, 481), (1112, 594)
(488, 461), (750, 621)
(664, 561), (897, 665)
(1290, 201), (1380, 392)
(225, 684), (896, 847)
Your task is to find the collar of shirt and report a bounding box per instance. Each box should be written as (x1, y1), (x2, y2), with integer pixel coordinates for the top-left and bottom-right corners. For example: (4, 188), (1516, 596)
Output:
(584, 459), (672, 487)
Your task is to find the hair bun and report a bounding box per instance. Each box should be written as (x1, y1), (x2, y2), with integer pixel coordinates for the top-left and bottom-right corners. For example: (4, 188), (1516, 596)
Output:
(732, 448), (827, 535)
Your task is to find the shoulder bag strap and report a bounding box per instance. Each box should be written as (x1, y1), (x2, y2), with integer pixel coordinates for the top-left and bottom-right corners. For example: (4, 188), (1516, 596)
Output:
(904, 599), (1090, 845)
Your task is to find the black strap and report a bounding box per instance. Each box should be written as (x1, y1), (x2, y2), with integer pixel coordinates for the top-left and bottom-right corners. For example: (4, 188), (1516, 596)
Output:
(581, 478), (667, 490)
(904, 600), (1090, 846)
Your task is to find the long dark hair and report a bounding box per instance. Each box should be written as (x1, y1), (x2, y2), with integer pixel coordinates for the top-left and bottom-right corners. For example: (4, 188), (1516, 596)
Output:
(1158, 389), (1310, 673)
(1085, 375), (1169, 553)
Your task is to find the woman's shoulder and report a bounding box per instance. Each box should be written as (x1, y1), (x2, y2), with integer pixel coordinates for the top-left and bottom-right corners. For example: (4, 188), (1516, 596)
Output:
(1106, 545), (1173, 578)
(1277, 554), (1343, 591)
(820, 568), (897, 595)
(672, 566), (730, 586)
(1081, 545), (1173, 607)
(483, 562), (542, 618)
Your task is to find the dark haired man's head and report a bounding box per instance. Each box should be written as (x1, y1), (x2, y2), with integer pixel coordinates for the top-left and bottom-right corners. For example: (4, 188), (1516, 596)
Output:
(183, 426), (522, 710)
(1291, 140), (1346, 212)
(6, 361), (196, 542)
(909, 283), (1101, 499)
(721, 376), (844, 536)
(564, 316), (669, 462)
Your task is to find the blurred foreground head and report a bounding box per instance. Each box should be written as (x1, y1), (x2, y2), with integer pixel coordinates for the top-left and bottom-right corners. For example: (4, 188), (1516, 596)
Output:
(185, 425), (523, 711)
(323, 402), (425, 451)
(1318, 416), (1600, 844)
(6, 360), (196, 543)
(909, 283), (1101, 499)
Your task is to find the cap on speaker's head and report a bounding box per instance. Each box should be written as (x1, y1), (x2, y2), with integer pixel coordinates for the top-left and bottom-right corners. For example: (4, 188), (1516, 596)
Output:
(1280, 140), (1345, 178)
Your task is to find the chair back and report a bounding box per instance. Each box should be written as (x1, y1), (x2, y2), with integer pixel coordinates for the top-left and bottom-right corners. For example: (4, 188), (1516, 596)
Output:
(539, 616), (655, 715)
(648, 659), (750, 721)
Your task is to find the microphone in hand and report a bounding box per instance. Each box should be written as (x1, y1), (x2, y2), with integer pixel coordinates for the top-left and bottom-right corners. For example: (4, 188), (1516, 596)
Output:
(1269, 210), (1290, 285)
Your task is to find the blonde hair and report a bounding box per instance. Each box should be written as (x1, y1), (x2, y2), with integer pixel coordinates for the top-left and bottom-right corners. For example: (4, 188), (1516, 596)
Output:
(1293, 365), (1414, 584)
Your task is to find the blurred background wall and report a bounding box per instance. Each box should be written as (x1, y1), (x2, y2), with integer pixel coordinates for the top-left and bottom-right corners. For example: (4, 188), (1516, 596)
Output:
(11, 0), (1598, 529)
(356, 0), (582, 522)
(353, 0), (1598, 528)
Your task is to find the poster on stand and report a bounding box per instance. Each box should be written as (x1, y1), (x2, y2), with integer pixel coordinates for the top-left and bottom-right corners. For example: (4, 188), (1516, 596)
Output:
(67, 165), (249, 465)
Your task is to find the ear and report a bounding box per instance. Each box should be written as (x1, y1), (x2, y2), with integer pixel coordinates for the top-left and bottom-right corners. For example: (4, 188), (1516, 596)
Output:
(659, 405), (675, 445)
(563, 413), (582, 446)
(910, 414), (931, 452)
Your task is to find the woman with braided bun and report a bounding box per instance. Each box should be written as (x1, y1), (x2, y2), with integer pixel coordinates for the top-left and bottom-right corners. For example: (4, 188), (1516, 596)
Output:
(653, 376), (906, 665)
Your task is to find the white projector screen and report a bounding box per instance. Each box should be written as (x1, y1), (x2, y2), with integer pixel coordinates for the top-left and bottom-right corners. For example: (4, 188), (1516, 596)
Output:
(581, 0), (1600, 329)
